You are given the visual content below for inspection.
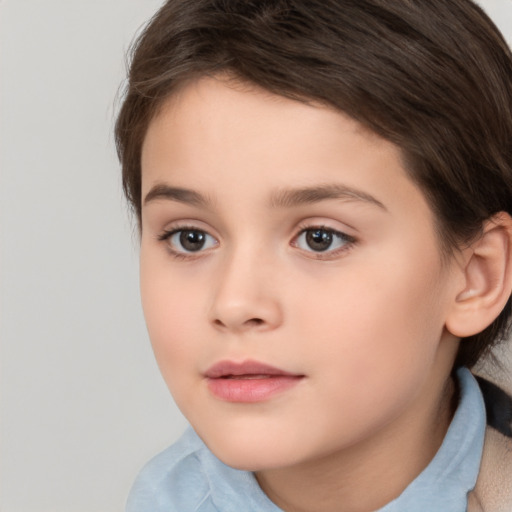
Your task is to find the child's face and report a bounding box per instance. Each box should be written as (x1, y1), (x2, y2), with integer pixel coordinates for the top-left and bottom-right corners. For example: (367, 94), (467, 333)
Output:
(139, 77), (461, 471)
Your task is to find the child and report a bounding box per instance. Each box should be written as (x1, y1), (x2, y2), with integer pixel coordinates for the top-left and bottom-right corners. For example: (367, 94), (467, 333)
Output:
(115, 0), (512, 510)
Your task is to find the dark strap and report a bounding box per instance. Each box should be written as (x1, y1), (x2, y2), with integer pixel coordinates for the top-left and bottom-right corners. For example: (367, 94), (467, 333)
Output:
(475, 375), (512, 438)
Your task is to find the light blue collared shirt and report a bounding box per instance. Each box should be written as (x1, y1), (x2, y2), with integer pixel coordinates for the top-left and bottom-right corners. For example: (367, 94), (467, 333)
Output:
(126, 368), (485, 512)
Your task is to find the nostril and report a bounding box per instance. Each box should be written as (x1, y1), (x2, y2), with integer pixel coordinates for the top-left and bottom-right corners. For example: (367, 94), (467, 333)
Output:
(245, 318), (264, 326)
(212, 317), (265, 329)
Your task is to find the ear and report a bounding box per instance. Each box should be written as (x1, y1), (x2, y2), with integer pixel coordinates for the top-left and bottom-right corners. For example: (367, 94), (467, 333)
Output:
(446, 212), (512, 338)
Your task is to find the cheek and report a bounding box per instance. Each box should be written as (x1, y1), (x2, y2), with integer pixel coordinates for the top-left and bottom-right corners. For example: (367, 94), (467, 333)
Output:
(287, 270), (446, 439)
(139, 256), (202, 378)
(292, 249), (447, 383)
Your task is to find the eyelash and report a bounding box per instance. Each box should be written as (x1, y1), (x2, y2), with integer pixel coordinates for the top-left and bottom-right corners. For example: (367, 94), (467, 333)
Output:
(157, 225), (218, 260)
(292, 224), (356, 260)
(157, 224), (357, 260)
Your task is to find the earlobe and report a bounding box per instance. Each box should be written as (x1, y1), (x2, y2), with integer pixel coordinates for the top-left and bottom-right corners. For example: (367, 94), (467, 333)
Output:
(446, 212), (512, 338)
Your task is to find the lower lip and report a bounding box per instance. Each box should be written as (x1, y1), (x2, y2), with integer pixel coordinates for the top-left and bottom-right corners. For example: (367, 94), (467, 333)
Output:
(206, 375), (303, 402)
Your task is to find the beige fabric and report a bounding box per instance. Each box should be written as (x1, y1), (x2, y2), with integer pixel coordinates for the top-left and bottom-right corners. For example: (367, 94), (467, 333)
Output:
(474, 345), (512, 398)
(469, 346), (512, 511)
(468, 427), (512, 512)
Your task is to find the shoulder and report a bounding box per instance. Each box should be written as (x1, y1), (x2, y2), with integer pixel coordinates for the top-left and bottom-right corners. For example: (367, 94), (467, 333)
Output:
(470, 376), (512, 512)
(126, 427), (216, 512)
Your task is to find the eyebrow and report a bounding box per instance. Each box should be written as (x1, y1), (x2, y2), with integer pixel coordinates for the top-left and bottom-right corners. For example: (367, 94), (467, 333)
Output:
(269, 184), (387, 210)
(143, 182), (386, 211)
(143, 184), (212, 208)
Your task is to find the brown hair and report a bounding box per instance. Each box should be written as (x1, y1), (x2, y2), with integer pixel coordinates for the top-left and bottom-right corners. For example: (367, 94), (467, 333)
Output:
(115, 0), (512, 368)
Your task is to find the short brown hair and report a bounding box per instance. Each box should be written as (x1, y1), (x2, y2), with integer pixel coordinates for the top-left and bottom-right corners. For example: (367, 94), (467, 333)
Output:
(115, 0), (512, 368)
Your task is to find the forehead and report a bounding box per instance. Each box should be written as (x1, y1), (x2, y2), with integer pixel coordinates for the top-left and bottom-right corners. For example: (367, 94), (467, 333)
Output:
(143, 76), (386, 154)
(143, 77), (400, 181)
(141, 77), (434, 225)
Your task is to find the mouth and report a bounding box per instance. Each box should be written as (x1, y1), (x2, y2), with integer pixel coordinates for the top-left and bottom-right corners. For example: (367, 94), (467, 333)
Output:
(204, 360), (305, 402)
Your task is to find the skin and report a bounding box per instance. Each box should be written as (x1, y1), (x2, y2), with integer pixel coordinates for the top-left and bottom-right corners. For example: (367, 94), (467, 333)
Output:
(139, 77), (465, 512)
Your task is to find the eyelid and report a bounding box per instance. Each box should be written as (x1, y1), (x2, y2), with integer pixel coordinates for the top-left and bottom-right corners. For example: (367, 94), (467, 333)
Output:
(154, 219), (357, 261)
(291, 222), (357, 259)
(155, 218), (218, 242)
(157, 223), (219, 258)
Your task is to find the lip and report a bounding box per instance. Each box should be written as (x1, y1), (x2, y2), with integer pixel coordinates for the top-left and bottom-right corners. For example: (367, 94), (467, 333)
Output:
(204, 360), (304, 403)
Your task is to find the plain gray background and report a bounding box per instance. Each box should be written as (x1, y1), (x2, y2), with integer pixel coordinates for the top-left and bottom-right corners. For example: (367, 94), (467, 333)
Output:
(1, 1), (511, 511)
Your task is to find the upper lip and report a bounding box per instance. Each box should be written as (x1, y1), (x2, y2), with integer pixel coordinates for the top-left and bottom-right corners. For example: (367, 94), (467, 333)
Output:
(204, 360), (302, 379)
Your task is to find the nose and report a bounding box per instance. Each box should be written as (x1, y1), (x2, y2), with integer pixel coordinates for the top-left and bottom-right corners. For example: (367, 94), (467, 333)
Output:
(209, 249), (283, 333)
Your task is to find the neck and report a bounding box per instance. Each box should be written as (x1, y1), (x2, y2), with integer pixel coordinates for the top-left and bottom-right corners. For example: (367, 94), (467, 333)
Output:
(255, 368), (457, 512)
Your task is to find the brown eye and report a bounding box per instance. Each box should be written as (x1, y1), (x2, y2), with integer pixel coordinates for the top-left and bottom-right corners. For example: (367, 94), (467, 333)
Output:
(305, 229), (334, 252)
(179, 230), (207, 251)
(160, 228), (218, 254)
(294, 227), (354, 254)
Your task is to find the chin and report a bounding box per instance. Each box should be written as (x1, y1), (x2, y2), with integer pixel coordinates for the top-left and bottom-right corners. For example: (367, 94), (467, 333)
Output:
(197, 426), (302, 471)
(212, 445), (293, 472)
